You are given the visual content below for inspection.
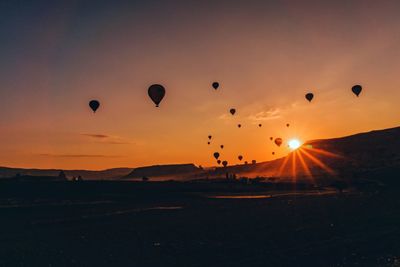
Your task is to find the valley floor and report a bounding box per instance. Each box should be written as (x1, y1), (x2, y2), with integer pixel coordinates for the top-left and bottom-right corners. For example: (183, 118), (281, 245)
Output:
(0, 181), (399, 266)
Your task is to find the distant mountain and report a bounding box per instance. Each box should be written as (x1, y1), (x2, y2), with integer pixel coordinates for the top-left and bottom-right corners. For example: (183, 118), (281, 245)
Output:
(215, 126), (400, 182)
(0, 164), (203, 181)
(123, 164), (201, 180)
(0, 167), (133, 180)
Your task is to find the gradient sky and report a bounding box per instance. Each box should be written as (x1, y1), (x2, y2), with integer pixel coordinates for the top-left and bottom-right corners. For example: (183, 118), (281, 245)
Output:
(1, 0), (400, 170)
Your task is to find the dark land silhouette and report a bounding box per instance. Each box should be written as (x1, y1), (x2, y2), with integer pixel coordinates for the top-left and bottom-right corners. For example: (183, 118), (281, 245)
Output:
(1, 126), (400, 266)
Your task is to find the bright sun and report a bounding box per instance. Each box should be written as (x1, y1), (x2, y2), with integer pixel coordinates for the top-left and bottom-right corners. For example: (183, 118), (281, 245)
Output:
(288, 139), (301, 150)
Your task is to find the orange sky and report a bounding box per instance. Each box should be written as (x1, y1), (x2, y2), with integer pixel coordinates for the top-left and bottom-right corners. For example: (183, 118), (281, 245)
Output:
(0, 0), (399, 170)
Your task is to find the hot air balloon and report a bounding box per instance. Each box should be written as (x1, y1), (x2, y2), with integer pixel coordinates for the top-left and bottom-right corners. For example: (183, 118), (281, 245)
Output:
(220, 145), (224, 149)
(238, 155), (243, 161)
(270, 137), (273, 141)
(217, 160), (221, 165)
(305, 93), (314, 102)
(274, 138), (283, 147)
(208, 135), (212, 140)
(213, 152), (220, 160)
(237, 124), (241, 128)
(258, 124), (262, 127)
(286, 123), (290, 127)
(207, 142), (210, 145)
(212, 82), (219, 90)
(244, 161), (248, 165)
(352, 85), (362, 97)
(272, 152), (275, 155)
(222, 161), (228, 167)
(148, 84), (166, 107)
(89, 100), (100, 113)
(229, 108), (236, 115)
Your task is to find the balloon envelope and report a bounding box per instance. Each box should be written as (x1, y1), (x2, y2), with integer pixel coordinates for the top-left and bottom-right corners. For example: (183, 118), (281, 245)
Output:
(213, 152), (220, 160)
(148, 84), (166, 107)
(352, 85), (362, 97)
(274, 138), (283, 147)
(208, 135), (212, 140)
(238, 124), (241, 128)
(212, 82), (219, 90)
(89, 100), (100, 113)
(217, 160), (221, 165)
(222, 161), (228, 167)
(229, 108), (236, 115)
(238, 155), (243, 161)
(259, 124), (262, 127)
(305, 93), (314, 102)
(220, 145), (224, 149)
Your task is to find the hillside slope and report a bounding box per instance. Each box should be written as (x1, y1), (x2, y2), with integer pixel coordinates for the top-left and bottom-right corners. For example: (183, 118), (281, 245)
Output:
(216, 126), (400, 181)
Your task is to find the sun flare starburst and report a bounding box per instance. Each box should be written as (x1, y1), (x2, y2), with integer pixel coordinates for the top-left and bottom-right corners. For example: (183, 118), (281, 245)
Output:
(288, 139), (301, 150)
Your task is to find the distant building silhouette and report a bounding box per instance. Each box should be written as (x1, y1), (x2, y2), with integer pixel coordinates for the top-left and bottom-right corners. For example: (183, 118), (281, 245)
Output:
(58, 171), (67, 180)
(72, 175), (83, 182)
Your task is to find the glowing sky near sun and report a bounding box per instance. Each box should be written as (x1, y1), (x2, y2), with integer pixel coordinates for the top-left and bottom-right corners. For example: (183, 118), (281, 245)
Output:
(0, 0), (400, 169)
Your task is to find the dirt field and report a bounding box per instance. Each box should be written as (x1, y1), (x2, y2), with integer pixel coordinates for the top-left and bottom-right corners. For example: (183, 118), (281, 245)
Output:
(0, 181), (399, 266)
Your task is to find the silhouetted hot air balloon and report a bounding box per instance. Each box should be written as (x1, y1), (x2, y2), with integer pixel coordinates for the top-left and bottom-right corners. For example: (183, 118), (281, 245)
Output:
(274, 138), (283, 147)
(220, 145), (224, 149)
(207, 142), (210, 145)
(272, 152), (275, 155)
(238, 155), (243, 161)
(286, 123), (290, 127)
(270, 137), (273, 141)
(213, 152), (220, 160)
(352, 85), (362, 97)
(222, 161), (228, 167)
(258, 124), (262, 127)
(237, 124), (241, 128)
(305, 93), (314, 102)
(217, 160), (221, 165)
(148, 84), (166, 107)
(212, 82), (219, 90)
(230, 108), (236, 115)
(208, 135), (212, 140)
(244, 161), (248, 165)
(89, 100), (100, 113)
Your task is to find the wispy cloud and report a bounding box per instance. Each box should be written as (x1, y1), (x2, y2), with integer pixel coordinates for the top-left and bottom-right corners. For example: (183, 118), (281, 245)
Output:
(218, 113), (231, 120)
(80, 133), (132, 145)
(81, 134), (110, 139)
(39, 154), (123, 158)
(247, 108), (282, 122)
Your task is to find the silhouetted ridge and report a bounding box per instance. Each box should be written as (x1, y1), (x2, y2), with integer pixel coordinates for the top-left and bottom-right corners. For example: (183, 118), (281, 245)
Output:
(215, 126), (400, 180)
(0, 167), (132, 180)
(124, 164), (200, 179)
(13, 174), (67, 182)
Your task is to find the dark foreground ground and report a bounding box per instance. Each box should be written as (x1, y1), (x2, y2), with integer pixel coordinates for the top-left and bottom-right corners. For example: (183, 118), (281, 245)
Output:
(0, 180), (399, 267)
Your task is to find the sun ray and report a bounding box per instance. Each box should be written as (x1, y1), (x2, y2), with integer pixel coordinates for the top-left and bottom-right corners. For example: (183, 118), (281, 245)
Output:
(291, 151), (297, 181)
(297, 150), (315, 183)
(300, 148), (336, 175)
(302, 146), (345, 159)
(278, 152), (291, 177)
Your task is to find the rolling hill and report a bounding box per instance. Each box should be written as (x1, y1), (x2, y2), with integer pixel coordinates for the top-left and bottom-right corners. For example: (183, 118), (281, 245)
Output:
(0, 167), (133, 180)
(216, 126), (400, 182)
(123, 164), (202, 180)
